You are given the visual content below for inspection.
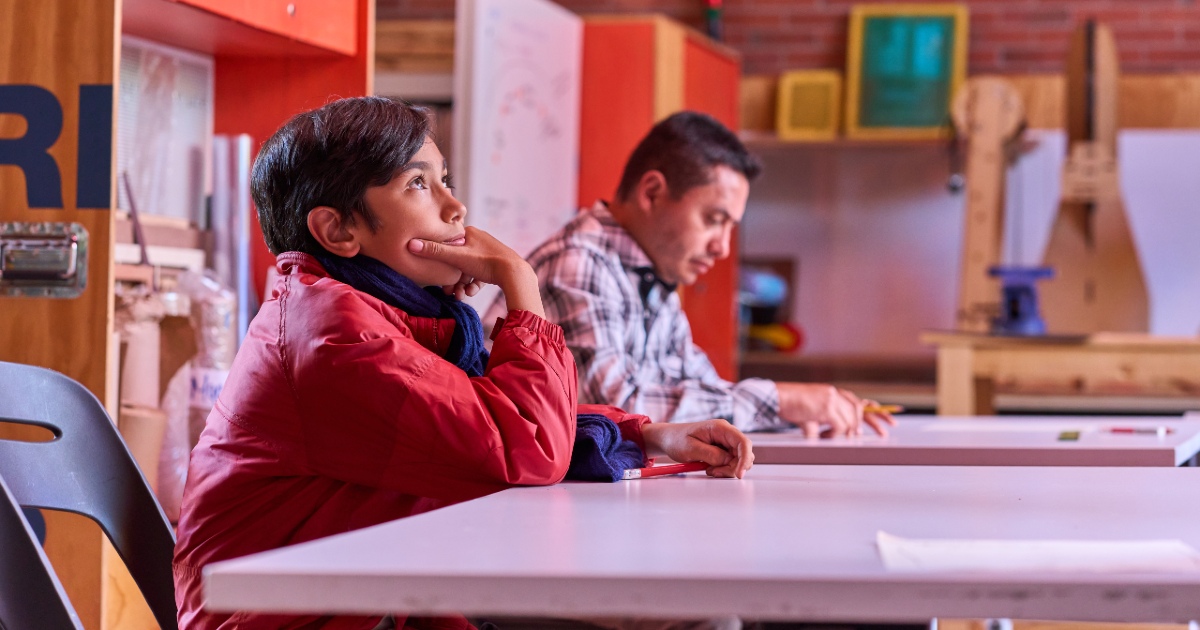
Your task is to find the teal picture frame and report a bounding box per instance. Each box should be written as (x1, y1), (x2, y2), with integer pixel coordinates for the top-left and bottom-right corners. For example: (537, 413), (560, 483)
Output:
(845, 4), (968, 140)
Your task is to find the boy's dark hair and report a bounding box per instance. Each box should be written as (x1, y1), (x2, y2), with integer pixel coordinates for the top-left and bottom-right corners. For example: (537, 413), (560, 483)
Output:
(614, 111), (761, 202)
(252, 96), (431, 255)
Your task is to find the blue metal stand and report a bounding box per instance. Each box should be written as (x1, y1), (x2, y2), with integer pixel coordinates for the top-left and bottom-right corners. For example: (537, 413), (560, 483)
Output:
(988, 266), (1054, 336)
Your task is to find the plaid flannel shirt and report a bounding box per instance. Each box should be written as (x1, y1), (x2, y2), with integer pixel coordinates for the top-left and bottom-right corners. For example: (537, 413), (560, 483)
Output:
(485, 201), (786, 432)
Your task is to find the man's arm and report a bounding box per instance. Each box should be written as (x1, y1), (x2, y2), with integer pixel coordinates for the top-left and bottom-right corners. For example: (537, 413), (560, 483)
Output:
(537, 248), (789, 432)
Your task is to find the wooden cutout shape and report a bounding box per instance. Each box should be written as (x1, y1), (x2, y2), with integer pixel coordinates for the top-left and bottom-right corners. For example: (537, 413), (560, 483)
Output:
(1060, 142), (1120, 203)
(952, 77), (1025, 332)
(1040, 22), (1149, 334)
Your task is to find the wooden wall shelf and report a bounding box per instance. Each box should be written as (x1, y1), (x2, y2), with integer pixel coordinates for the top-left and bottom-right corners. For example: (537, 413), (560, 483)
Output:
(739, 130), (946, 149)
(1002, 73), (1200, 129)
(742, 72), (1200, 135)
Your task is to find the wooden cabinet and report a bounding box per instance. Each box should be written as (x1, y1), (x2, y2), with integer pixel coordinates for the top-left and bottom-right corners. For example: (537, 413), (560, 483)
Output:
(579, 15), (743, 379)
(170, 0), (359, 55)
(0, 0), (372, 627)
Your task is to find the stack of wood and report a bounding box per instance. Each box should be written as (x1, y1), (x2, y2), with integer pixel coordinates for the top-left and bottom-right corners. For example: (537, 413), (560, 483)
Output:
(376, 19), (454, 73)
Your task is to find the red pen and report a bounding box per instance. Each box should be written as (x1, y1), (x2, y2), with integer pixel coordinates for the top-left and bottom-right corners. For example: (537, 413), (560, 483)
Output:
(621, 461), (709, 480)
(1108, 426), (1173, 436)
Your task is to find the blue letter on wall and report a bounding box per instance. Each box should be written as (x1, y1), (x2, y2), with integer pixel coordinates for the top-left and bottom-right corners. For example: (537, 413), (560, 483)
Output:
(77, 85), (113, 208)
(0, 85), (64, 208)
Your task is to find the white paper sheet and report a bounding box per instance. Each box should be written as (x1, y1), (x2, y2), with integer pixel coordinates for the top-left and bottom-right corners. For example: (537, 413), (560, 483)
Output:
(877, 531), (1200, 573)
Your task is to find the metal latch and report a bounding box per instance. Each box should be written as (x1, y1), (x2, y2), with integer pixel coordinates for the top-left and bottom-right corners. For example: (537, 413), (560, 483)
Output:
(0, 222), (88, 298)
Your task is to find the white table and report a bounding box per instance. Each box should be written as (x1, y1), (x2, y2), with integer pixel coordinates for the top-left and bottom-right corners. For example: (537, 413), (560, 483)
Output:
(205, 465), (1200, 623)
(751, 415), (1200, 467)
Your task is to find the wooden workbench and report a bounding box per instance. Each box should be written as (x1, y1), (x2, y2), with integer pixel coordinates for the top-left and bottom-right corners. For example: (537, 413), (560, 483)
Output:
(920, 331), (1200, 415)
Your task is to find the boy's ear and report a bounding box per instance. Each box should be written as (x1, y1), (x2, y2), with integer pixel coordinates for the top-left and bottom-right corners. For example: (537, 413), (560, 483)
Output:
(307, 206), (361, 257)
(633, 170), (668, 214)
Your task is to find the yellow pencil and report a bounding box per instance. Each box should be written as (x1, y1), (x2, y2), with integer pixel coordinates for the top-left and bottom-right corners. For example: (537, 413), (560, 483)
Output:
(864, 404), (904, 415)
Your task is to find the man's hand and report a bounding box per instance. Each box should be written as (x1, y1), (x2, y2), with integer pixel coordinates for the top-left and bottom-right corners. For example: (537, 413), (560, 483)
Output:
(775, 382), (898, 438)
(640, 419), (754, 479)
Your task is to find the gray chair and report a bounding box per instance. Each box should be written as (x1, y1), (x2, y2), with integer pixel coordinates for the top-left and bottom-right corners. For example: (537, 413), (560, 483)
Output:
(0, 361), (178, 630)
(0, 472), (81, 629)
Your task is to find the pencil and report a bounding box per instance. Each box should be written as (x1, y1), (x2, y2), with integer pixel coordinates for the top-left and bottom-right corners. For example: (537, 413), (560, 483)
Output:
(1108, 426), (1172, 436)
(621, 461), (709, 480)
(864, 404), (904, 414)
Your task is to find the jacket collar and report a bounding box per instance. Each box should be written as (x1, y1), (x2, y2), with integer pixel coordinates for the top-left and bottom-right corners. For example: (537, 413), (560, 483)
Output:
(585, 201), (657, 274)
(274, 252), (457, 357)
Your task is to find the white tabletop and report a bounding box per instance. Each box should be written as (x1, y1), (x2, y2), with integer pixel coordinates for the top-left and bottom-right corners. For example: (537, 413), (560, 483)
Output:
(751, 415), (1200, 467)
(205, 465), (1200, 623)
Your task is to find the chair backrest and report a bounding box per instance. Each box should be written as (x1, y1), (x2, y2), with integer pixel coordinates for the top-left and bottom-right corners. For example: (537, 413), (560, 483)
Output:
(0, 361), (178, 630)
(0, 472), (82, 630)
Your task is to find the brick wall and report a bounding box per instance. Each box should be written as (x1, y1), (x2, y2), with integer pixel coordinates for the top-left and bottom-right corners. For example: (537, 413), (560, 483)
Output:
(377, 0), (1200, 75)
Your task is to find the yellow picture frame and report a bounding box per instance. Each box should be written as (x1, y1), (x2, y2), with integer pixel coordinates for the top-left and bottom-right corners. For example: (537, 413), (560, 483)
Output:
(844, 3), (968, 141)
(775, 70), (842, 141)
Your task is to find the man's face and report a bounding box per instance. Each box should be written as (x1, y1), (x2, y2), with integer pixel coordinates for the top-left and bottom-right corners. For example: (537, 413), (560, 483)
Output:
(641, 165), (749, 286)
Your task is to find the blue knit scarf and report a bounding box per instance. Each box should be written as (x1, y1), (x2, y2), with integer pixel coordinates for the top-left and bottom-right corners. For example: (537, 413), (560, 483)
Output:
(315, 253), (489, 376)
(313, 252), (644, 481)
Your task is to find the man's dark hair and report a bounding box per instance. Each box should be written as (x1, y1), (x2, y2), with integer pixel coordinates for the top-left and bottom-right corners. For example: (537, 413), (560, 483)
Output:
(252, 96), (431, 255)
(614, 111), (761, 202)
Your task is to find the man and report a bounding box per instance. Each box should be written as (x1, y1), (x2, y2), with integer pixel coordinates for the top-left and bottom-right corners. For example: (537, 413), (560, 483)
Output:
(487, 111), (895, 436)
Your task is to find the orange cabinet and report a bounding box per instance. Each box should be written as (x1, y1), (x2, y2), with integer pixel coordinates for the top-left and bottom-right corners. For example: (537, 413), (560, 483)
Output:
(580, 15), (743, 379)
(172, 0), (358, 54)
(0, 0), (372, 627)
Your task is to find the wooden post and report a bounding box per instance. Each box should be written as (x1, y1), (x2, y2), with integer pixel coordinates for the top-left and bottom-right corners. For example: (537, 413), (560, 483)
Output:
(950, 77), (1025, 332)
(935, 343), (996, 416)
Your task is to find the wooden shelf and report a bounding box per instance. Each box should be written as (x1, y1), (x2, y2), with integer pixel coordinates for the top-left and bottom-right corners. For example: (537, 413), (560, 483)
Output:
(742, 72), (1200, 135)
(739, 351), (936, 384)
(376, 19), (454, 73)
(738, 130), (946, 149)
(114, 264), (156, 285)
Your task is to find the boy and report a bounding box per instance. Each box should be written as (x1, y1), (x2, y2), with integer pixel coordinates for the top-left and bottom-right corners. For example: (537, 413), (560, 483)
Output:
(173, 97), (753, 630)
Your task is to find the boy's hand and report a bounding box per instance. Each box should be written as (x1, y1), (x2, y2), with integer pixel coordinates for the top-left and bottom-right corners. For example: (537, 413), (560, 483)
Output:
(640, 419), (754, 479)
(442, 273), (484, 302)
(408, 227), (545, 317)
(407, 226), (524, 286)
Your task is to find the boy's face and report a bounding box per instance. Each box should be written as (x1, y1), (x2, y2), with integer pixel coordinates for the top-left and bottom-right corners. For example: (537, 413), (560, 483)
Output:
(354, 139), (467, 287)
(639, 165), (749, 286)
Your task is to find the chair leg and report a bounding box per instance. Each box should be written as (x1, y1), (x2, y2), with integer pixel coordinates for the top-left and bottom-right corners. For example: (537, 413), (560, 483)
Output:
(22, 507), (46, 544)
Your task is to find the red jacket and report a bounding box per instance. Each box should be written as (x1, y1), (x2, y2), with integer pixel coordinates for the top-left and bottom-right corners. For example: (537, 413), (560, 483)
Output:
(174, 253), (648, 630)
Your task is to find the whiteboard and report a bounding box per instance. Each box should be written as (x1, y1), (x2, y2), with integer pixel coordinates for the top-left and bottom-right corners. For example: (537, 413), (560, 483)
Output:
(452, 0), (582, 265)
